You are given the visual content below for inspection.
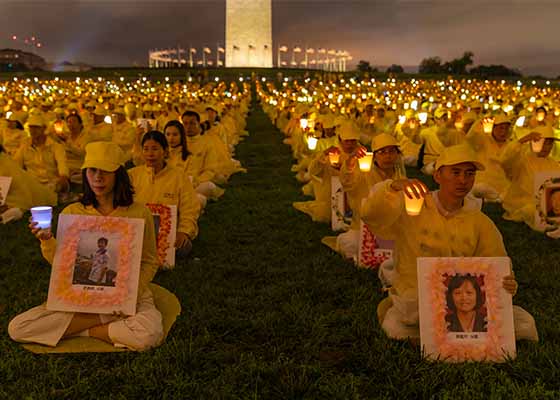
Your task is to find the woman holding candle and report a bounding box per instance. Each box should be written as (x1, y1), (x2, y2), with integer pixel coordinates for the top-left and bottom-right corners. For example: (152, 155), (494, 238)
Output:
(58, 113), (96, 186)
(324, 133), (406, 260)
(501, 125), (560, 230)
(128, 131), (200, 259)
(361, 144), (537, 342)
(8, 141), (164, 351)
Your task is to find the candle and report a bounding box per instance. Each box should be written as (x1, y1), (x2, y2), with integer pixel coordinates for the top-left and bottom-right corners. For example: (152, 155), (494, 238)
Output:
(531, 138), (545, 153)
(54, 121), (64, 134)
(30, 206), (52, 229)
(328, 152), (340, 165)
(300, 118), (308, 130)
(537, 112), (545, 122)
(404, 187), (424, 216)
(307, 136), (318, 150)
(515, 116), (525, 127)
(418, 112), (428, 125)
(358, 152), (373, 172)
(454, 120), (464, 130)
(482, 118), (494, 134)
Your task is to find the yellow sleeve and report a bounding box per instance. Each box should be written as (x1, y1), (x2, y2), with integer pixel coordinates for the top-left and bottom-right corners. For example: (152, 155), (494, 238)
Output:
(499, 140), (523, 179)
(474, 214), (508, 257)
(308, 154), (328, 179)
(13, 146), (25, 169)
(197, 148), (219, 183)
(39, 237), (58, 266)
(465, 120), (485, 152)
(177, 176), (200, 239)
(53, 143), (69, 177)
(137, 204), (159, 296)
(339, 161), (362, 193)
(360, 179), (405, 239)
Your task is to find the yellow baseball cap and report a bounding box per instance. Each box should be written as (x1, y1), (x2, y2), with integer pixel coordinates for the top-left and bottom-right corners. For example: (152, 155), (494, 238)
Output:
(82, 142), (125, 172)
(435, 144), (485, 171)
(532, 125), (556, 139)
(338, 121), (361, 141)
(27, 115), (46, 127)
(371, 133), (399, 152)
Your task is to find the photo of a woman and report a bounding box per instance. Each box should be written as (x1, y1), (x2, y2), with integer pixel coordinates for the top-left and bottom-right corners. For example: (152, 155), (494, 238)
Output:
(445, 274), (487, 333)
(546, 187), (560, 218)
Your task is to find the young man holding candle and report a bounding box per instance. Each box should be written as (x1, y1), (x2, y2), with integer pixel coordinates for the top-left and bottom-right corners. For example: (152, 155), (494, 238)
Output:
(361, 144), (538, 342)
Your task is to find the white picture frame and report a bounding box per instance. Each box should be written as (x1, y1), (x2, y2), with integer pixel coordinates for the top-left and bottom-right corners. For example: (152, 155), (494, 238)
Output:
(47, 214), (145, 316)
(417, 257), (516, 363)
(534, 171), (560, 232)
(331, 176), (351, 232)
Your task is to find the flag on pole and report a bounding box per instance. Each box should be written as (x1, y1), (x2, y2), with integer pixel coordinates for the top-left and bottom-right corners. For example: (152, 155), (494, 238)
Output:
(318, 48), (326, 54)
(306, 48), (315, 54)
(190, 48), (197, 53)
(279, 46), (288, 52)
(293, 47), (302, 53)
(203, 47), (211, 54)
(328, 49), (336, 55)
(218, 47), (225, 53)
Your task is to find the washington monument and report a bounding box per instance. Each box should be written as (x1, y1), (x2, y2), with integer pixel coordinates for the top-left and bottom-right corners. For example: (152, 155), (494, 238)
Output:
(225, 0), (273, 68)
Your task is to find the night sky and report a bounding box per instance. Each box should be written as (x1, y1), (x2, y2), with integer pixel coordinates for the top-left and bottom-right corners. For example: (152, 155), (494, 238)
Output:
(1, 0), (558, 77)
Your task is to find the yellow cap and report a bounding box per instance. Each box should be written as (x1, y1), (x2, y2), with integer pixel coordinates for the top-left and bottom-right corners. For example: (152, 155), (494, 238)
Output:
(338, 121), (361, 141)
(461, 111), (477, 123)
(93, 105), (106, 116)
(27, 115), (46, 127)
(493, 114), (512, 125)
(435, 144), (485, 171)
(82, 142), (125, 172)
(371, 133), (399, 152)
(533, 125), (556, 139)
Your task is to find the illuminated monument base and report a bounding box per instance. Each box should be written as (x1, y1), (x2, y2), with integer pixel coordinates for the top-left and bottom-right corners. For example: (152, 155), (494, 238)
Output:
(225, 0), (272, 68)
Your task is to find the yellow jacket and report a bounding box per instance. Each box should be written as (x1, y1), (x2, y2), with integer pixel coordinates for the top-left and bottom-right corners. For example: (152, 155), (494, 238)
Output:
(128, 164), (200, 239)
(13, 137), (69, 184)
(362, 181), (506, 300)
(62, 129), (97, 176)
(40, 201), (158, 296)
(501, 142), (560, 228)
(0, 152), (57, 210)
(185, 134), (224, 187)
(89, 122), (113, 142)
(112, 121), (136, 159)
(340, 160), (406, 229)
(0, 128), (27, 156)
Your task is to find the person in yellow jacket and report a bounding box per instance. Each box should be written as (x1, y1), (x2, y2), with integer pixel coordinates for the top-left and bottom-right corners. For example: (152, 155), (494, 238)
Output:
(1, 114), (27, 156)
(466, 114), (514, 202)
(163, 120), (190, 171)
(361, 144), (537, 341)
(111, 107), (136, 162)
(501, 125), (560, 230)
(181, 110), (225, 201)
(129, 131), (200, 258)
(8, 141), (164, 351)
(89, 106), (112, 142)
(13, 115), (70, 196)
(57, 113), (96, 185)
(324, 133), (406, 260)
(0, 144), (57, 223)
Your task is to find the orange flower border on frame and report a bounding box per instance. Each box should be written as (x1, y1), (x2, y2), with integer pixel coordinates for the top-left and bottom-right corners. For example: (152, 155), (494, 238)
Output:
(428, 258), (504, 362)
(53, 216), (135, 307)
(146, 203), (172, 266)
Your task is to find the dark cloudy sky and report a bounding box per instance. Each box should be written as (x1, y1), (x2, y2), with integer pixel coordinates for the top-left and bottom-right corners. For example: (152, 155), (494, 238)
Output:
(1, 0), (558, 76)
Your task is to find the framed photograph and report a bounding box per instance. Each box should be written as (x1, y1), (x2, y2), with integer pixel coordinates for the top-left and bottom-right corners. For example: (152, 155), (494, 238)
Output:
(47, 214), (145, 316)
(136, 118), (157, 131)
(146, 203), (177, 269)
(331, 176), (351, 232)
(0, 176), (12, 205)
(357, 220), (394, 269)
(417, 257), (516, 363)
(534, 172), (560, 231)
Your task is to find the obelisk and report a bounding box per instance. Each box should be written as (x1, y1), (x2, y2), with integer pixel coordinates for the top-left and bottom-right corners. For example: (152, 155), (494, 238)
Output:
(225, 0), (272, 68)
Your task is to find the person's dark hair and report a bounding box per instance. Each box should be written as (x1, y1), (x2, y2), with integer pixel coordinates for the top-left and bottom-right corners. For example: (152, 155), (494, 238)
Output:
(0, 144), (5, 154)
(446, 274), (484, 313)
(181, 110), (200, 122)
(141, 130), (168, 150)
(164, 120), (190, 161)
(536, 106), (547, 115)
(81, 166), (134, 208)
(8, 119), (24, 130)
(66, 113), (83, 126)
(97, 237), (109, 245)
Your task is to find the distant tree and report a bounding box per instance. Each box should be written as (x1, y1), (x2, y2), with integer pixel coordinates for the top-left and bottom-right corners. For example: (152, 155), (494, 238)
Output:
(419, 56), (443, 74)
(443, 51), (474, 75)
(470, 64), (522, 77)
(357, 60), (372, 73)
(386, 64), (404, 74)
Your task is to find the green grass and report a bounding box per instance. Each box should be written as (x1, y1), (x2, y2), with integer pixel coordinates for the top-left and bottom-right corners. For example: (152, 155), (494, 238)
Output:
(1, 93), (560, 399)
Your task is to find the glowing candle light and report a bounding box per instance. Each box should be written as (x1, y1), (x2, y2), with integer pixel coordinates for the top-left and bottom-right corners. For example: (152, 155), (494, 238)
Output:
(300, 118), (308, 130)
(418, 112), (428, 125)
(515, 116), (525, 127)
(531, 138), (545, 153)
(30, 206), (52, 229)
(328, 152), (340, 165)
(358, 152), (373, 172)
(404, 186), (424, 216)
(482, 118), (494, 134)
(307, 136), (318, 150)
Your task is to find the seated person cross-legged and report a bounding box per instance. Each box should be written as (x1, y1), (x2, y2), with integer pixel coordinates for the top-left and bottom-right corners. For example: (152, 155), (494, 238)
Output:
(8, 142), (165, 351)
(361, 144), (538, 342)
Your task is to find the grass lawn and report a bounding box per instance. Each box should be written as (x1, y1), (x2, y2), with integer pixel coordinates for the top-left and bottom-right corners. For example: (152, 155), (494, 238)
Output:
(1, 93), (560, 399)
